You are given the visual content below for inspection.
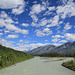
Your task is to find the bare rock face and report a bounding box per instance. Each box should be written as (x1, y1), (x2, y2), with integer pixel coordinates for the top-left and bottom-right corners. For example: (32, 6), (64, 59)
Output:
(50, 41), (75, 54)
(27, 45), (55, 55)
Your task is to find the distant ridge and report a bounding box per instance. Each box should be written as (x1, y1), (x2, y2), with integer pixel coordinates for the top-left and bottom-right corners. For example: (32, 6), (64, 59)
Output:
(27, 41), (75, 55)
(27, 44), (55, 55)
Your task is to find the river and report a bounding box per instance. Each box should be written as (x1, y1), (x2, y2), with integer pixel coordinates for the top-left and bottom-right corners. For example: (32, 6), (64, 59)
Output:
(0, 57), (75, 75)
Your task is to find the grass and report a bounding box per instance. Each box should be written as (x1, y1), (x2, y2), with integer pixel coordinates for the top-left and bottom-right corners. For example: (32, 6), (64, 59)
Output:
(0, 44), (34, 69)
(62, 60), (75, 71)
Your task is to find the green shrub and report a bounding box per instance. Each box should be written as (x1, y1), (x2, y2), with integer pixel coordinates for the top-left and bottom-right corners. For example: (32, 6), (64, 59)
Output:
(0, 44), (34, 69)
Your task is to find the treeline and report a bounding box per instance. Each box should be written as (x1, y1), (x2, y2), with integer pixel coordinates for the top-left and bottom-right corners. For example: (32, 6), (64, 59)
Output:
(0, 44), (34, 69)
(40, 52), (75, 57)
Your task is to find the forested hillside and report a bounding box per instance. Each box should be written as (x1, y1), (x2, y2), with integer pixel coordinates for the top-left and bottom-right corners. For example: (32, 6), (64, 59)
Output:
(0, 44), (34, 69)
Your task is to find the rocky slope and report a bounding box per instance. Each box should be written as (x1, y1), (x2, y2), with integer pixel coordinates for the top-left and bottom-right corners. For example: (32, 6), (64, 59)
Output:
(27, 41), (75, 55)
(27, 45), (55, 55)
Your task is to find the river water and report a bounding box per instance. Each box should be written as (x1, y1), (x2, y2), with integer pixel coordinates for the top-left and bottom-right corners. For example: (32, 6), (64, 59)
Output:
(0, 57), (75, 75)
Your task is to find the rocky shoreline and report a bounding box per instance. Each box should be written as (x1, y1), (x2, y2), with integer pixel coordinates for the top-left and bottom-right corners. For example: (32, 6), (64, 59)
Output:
(40, 57), (64, 61)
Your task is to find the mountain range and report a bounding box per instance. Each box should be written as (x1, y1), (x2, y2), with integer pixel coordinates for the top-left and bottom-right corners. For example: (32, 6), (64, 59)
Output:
(27, 41), (75, 55)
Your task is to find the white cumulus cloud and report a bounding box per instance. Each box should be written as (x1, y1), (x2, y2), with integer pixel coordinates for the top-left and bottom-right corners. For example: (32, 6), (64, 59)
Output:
(56, 0), (75, 19)
(22, 23), (29, 27)
(64, 33), (75, 41)
(0, 0), (25, 9)
(12, 5), (25, 15)
(63, 22), (72, 32)
(30, 4), (46, 14)
(0, 11), (29, 34)
(0, 33), (3, 35)
(59, 40), (67, 43)
(19, 40), (23, 42)
(7, 35), (18, 38)
(35, 28), (52, 37)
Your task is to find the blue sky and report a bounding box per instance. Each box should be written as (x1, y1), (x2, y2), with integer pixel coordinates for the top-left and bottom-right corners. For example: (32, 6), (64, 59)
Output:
(0, 0), (75, 51)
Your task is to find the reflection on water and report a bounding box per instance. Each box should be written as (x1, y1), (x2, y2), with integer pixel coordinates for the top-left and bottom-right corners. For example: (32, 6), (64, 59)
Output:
(0, 57), (75, 75)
